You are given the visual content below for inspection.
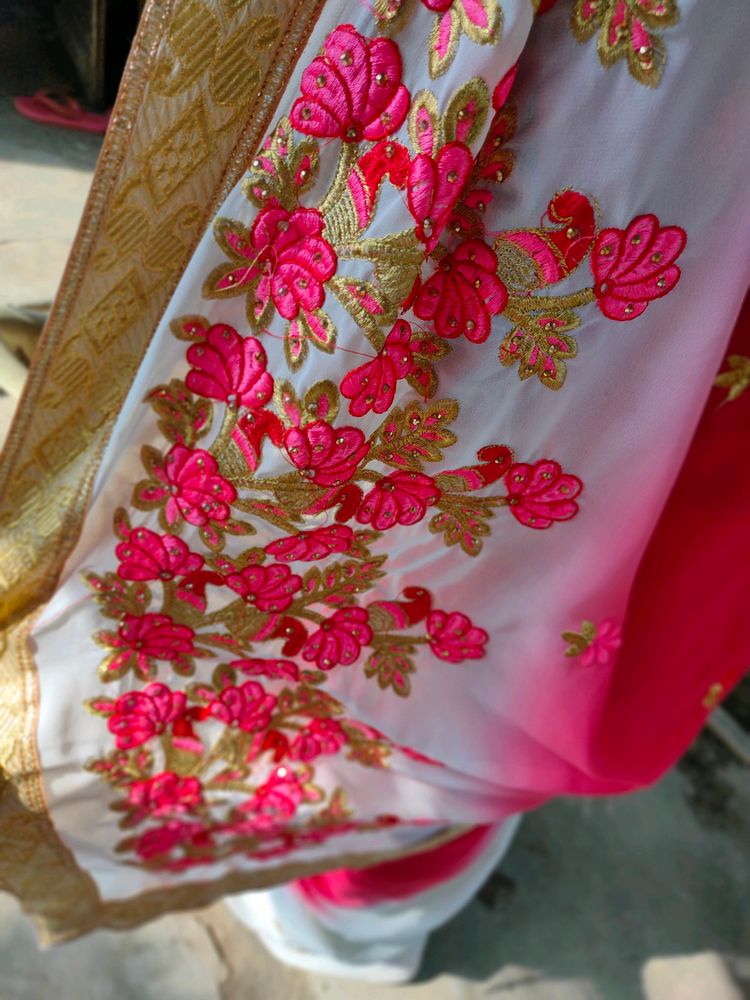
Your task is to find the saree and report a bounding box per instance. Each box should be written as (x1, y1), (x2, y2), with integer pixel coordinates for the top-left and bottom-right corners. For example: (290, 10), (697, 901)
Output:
(1, 0), (749, 957)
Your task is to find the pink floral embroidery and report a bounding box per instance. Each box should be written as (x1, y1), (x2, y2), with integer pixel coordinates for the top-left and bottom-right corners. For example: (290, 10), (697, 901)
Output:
(290, 719), (347, 761)
(408, 142), (474, 250)
(504, 460), (583, 529)
(340, 320), (417, 417)
(100, 614), (196, 680)
(356, 471), (441, 530)
(127, 772), (203, 820)
(290, 25), (409, 143)
(132, 820), (214, 864)
(348, 139), (410, 229)
(105, 683), (188, 750)
(214, 202), (337, 322)
(224, 564), (303, 612)
(186, 324), (273, 408)
(284, 420), (369, 487)
(231, 657), (301, 682)
(591, 215), (686, 321)
(265, 525), (354, 562)
(414, 240), (508, 342)
(303, 607), (373, 669)
(426, 610), (488, 662)
(116, 528), (204, 582)
(562, 618), (623, 666)
(239, 766), (317, 827)
(207, 681), (277, 733)
(151, 446), (236, 527)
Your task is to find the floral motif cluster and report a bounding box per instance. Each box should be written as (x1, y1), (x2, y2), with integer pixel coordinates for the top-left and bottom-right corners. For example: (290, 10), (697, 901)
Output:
(84, 16), (685, 872)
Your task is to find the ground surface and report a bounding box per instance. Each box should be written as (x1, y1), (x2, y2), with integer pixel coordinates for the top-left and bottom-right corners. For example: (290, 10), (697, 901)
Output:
(0, 79), (749, 1000)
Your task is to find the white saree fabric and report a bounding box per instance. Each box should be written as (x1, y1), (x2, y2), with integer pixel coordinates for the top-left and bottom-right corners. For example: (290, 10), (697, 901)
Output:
(26, 0), (750, 921)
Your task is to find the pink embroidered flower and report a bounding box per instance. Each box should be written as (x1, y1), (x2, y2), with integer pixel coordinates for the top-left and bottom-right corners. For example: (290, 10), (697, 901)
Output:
(207, 681), (277, 733)
(284, 420), (369, 487)
(408, 142), (473, 250)
(356, 471), (441, 530)
(231, 657), (300, 682)
(185, 324), (273, 408)
(240, 766), (311, 827)
(224, 564), (302, 612)
(116, 528), (204, 582)
(564, 619), (623, 666)
(127, 772), (203, 819)
(108, 683), (187, 749)
(102, 614), (196, 680)
(132, 820), (213, 863)
(591, 215), (686, 321)
(265, 525), (354, 562)
(340, 320), (417, 416)
(289, 719), (347, 761)
(290, 25), (409, 143)
(504, 460), (583, 529)
(302, 607), (373, 669)
(414, 240), (508, 342)
(214, 202), (336, 321)
(154, 445), (236, 526)
(426, 610), (488, 663)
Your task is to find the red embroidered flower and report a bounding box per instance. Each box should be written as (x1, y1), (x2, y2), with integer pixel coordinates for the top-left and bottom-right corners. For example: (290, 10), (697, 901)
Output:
(240, 766), (313, 827)
(426, 610), (488, 663)
(185, 324), (273, 408)
(127, 772), (203, 819)
(290, 719), (347, 761)
(591, 215), (686, 321)
(408, 142), (473, 250)
(231, 657), (300, 682)
(207, 681), (277, 733)
(132, 820), (213, 863)
(290, 25), (409, 143)
(356, 471), (441, 530)
(152, 445), (236, 526)
(414, 240), (508, 342)
(340, 320), (417, 416)
(108, 683), (187, 749)
(284, 420), (369, 487)
(214, 202), (337, 321)
(116, 528), (204, 582)
(224, 564), (302, 612)
(302, 607), (373, 669)
(102, 613), (196, 680)
(265, 524), (354, 562)
(504, 460), (583, 528)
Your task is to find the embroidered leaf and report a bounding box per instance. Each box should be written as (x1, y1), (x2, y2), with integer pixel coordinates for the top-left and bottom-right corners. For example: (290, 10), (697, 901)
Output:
(85, 572), (153, 619)
(444, 78), (491, 146)
(364, 646), (416, 698)
(274, 380), (303, 427)
(328, 276), (391, 349)
(170, 314), (212, 343)
(498, 314), (580, 391)
(302, 380), (340, 426)
(408, 89), (442, 155)
(243, 119), (321, 210)
(284, 311), (336, 372)
(145, 379), (213, 446)
(429, 496), (500, 557)
(428, 8), (460, 80)
(368, 399), (460, 469)
(337, 232), (423, 315)
(714, 354), (750, 402)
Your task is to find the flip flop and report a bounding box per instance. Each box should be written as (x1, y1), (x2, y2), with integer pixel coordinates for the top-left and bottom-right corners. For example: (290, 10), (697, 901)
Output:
(13, 91), (110, 134)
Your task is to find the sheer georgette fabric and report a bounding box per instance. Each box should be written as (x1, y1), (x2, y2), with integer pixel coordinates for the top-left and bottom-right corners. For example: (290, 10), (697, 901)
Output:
(0, 0), (749, 943)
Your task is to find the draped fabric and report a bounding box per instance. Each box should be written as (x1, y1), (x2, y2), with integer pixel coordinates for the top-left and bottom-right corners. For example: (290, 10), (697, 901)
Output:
(0, 0), (749, 943)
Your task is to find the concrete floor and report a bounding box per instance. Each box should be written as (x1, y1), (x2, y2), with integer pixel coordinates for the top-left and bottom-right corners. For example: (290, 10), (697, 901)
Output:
(1, 89), (749, 1000)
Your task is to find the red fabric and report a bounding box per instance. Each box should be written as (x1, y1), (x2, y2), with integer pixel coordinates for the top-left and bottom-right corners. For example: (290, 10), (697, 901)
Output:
(294, 824), (493, 908)
(588, 291), (750, 783)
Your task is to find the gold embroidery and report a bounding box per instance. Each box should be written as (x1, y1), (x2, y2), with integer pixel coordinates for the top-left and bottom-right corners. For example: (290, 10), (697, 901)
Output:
(570, 0), (680, 88)
(714, 355), (750, 403)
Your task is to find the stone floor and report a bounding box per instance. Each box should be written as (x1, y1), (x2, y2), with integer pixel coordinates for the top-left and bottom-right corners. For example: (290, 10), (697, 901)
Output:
(1, 87), (749, 1000)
